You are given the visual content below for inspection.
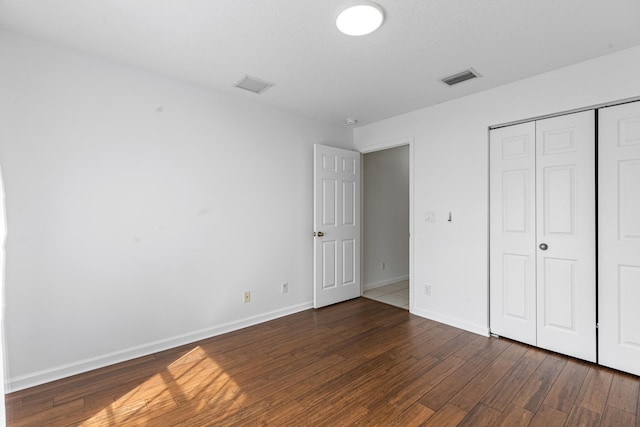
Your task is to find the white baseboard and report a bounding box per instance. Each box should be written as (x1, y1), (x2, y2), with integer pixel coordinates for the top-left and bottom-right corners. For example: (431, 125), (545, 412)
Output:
(363, 275), (409, 291)
(410, 307), (490, 337)
(7, 301), (313, 392)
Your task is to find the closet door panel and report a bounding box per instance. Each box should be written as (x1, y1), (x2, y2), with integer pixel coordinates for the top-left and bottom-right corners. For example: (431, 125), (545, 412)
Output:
(490, 122), (537, 345)
(599, 101), (640, 376)
(535, 111), (596, 362)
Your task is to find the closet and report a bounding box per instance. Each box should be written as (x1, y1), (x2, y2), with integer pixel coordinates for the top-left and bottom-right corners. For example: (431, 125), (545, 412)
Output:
(490, 110), (596, 363)
(490, 102), (640, 376)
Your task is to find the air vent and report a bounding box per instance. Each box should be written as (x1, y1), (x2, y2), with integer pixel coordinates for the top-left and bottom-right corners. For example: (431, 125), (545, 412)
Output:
(441, 68), (481, 86)
(234, 75), (274, 94)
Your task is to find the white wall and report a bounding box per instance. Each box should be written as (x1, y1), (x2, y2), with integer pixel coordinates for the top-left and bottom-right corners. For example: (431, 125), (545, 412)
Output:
(354, 45), (640, 336)
(362, 146), (409, 289)
(0, 31), (352, 391)
(0, 166), (6, 420)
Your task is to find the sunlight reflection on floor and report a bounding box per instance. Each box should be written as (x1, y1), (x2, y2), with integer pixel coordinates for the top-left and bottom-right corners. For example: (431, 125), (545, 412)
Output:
(79, 346), (245, 425)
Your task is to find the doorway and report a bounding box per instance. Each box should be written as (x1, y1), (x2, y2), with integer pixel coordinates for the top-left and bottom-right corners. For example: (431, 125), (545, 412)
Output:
(361, 144), (411, 309)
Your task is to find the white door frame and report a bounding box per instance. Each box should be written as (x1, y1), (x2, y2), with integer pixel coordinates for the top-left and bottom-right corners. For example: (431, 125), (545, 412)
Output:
(358, 137), (415, 311)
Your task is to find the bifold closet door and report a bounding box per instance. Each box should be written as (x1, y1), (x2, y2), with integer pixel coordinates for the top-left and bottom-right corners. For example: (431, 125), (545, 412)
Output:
(490, 122), (537, 346)
(535, 111), (596, 363)
(490, 111), (596, 362)
(599, 102), (640, 376)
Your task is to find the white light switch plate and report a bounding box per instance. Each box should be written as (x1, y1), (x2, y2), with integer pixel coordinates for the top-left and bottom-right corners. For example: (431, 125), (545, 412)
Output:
(425, 211), (436, 222)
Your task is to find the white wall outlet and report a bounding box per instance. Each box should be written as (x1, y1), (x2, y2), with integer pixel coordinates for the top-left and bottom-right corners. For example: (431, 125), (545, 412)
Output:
(425, 285), (432, 296)
(425, 211), (436, 222)
(381, 262), (385, 270)
(243, 291), (251, 303)
(281, 282), (288, 294)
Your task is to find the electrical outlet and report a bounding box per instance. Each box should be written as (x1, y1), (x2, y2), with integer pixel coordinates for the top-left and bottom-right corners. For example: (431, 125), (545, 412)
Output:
(425, 285), (432, 296)
(381, 262), (386, 270)
(243, 291), (251, 303)
(281, 282), (288, 294)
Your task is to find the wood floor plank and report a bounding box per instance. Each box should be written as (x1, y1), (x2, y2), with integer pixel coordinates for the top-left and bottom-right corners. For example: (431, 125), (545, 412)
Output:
(391, 402), (435, 426)
(608, 371), (640, 415)
(418, 352), (492, 411)
(422, 404), (467, 427)
(358, 355), (441, 411)
(426, 328), (476, 360)
(494, 403), (534, 427)
(387, 354), (466, 411)
(498, 340), (530, 362)
(528, 404), (568, 427)
(448, 355), (517, 411)
(482, 346), (547, 412)
(511, 353), (567, 413)
(4, 297), (640, 426)
(601, 406), (636, 427)
(565, 405), (601, 426)
(7, 398), (85, 427)
(385, 323), (462, 361)
(457, 403), (501, 426)
(454, 334), (495, 360)
(542, 357), (590, 413)
(574, 366), (614, 414)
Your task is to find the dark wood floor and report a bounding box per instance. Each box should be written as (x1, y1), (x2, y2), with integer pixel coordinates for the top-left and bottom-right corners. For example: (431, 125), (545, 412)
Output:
(6, 298), (640, 426)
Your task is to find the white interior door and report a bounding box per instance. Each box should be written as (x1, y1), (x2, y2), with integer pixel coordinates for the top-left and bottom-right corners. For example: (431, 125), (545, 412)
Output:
(535, 111), (596, 363)
(313, 144), (361, 308)
(598, 102), (640, 375)
(490, 122), (537, 346)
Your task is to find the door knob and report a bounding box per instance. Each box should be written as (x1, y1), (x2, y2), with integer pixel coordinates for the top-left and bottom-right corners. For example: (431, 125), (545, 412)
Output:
(539, 243), (548, 251)
(315, 231), (324, 237)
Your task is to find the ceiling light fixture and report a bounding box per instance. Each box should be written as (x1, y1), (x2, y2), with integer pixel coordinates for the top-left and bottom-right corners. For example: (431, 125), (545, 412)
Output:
(345, 117), (358, 125)
(336, 1), (385, 36)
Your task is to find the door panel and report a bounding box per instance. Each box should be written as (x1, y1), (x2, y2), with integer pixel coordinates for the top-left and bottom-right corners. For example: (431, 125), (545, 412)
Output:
(619, 266), (640, 346)
(322, 178), (337, 226)
(542, 257), (576, 331)
(543, 166), (575, 236)
(619, 160), (640, 239)
(322, 241), (336, 289)
(535, 111), (596, 362)
(314, 144), (361, 308)
(342, 239), (356, 285)
(599, 101), (640, 375)
(503, 170), (531, 233)
(490, 122), (537, 346)
(502, 253), (531, 320)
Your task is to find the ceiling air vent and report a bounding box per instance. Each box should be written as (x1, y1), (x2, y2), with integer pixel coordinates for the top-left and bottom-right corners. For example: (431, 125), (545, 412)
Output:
(441, 68), (481, 86)
(234, 75), (274, 94)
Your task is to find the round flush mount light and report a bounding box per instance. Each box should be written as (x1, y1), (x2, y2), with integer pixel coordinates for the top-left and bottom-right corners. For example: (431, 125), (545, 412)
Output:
(345, 117), (358, 125)
(336, 1), (385, 36)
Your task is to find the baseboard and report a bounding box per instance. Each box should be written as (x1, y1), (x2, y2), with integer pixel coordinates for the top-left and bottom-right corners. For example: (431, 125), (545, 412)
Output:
(7, 301), (313, 392)
(410, 307), (490, 337)
(363, 275), (409, 291)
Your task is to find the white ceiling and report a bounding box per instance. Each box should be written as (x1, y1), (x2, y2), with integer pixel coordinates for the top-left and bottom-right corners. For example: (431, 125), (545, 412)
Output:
(1, 0), (640, 127)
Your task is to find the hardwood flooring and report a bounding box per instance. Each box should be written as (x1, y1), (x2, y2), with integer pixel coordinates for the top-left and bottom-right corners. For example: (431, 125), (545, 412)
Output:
(6, 298), (640, 426)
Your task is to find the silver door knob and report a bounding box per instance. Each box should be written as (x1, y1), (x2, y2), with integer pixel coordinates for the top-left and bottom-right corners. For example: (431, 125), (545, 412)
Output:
(539, 243), (548, 250)
(314, 231), (324, 237)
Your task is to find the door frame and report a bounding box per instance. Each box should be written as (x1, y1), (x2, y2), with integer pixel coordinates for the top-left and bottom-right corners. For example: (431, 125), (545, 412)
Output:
(358, 137), (415, 311)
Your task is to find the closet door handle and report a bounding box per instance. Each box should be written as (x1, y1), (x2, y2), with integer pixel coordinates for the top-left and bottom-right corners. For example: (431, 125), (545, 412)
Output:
(539, 243), (548, 251)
